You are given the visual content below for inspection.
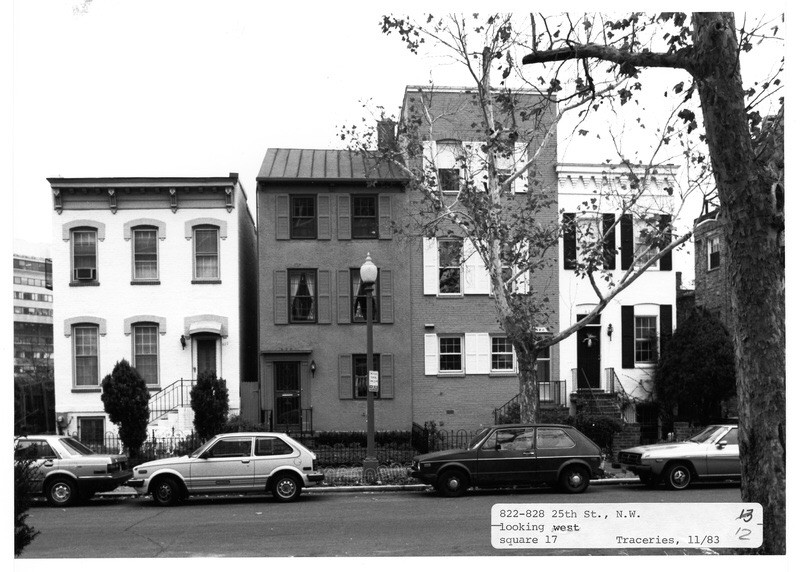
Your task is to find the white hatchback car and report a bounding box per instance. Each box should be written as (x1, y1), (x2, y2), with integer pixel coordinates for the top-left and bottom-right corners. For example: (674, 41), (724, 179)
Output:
(127, 432), (324, 505)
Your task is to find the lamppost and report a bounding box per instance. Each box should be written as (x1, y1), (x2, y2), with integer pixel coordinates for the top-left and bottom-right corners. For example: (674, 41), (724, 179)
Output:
(360, 253), (379, 481)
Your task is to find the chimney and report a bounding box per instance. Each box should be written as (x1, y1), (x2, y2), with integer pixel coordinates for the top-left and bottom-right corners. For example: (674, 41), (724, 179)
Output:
(377, 119), (397, 151)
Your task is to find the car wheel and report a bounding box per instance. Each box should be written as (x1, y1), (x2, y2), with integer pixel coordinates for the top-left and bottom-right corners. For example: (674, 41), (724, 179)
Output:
(46, 477), (77, 507)
(665, 463), (692, 490)
(437, 469), (469, 497)
(271, 474), (302, 502)
(152, 476), (181, 507)
(559, 465), (590, 494)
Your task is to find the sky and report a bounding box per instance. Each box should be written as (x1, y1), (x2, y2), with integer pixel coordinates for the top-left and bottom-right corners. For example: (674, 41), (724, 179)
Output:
(7, 2), (787, 286)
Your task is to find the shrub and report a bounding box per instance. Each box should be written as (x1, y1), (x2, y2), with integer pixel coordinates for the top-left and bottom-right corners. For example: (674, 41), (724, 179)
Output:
(190, 371), (229, 440)
(14, 447), (39, 556)
(101, 359), (149, 457)
(222, 414), (268, 433)
(574, 413), (623, 454)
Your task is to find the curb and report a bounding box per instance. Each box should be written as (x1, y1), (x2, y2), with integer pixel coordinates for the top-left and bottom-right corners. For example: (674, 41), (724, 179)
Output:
(97, 477), (639, 498)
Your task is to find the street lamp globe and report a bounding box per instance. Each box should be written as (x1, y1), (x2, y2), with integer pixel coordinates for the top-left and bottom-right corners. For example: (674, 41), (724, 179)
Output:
(360, 253), (378, 285)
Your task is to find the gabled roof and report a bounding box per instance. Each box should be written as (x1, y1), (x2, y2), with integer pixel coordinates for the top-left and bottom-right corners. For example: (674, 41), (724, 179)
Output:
(257, 148), (410, 183)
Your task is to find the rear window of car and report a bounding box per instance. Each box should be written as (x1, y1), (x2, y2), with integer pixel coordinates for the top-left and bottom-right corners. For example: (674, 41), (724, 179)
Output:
(15, 439), (57, 460)
(255, 437), (294, 456)
(536, 428), (576, 449)
(60, 437), (96, 456)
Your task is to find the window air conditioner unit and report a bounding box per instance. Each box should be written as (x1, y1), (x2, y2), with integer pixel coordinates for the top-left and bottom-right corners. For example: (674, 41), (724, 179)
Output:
(74, 268), (95, 281)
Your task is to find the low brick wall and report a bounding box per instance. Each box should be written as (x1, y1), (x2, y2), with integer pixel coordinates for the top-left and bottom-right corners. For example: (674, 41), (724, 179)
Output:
(611, 422), (641, 459)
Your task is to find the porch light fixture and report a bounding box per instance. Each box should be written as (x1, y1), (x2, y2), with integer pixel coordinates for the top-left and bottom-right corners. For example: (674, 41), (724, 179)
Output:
(180, 334), (186, 349)
(310, 360), (316, 378)
(607, 324), (614, 340)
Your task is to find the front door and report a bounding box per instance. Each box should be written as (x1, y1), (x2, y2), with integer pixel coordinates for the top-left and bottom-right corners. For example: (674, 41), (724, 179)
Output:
(576, 314), (601, 389)
(196, 338), (217, 377)
(274, 362), (301, 431)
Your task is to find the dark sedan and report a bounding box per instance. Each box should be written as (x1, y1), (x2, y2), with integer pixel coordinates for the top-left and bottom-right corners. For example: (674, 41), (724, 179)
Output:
(408, 424), (603, 496)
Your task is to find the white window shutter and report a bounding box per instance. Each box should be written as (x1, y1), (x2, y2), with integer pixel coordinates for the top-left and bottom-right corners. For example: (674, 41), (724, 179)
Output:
(423, 237), (439, 295)
(465, 333), (491, 374)
(464, 239), (490, 295)
(514, 142), (528, 194)
(424, 333), (439, 375)
(465, 141), (487, 192)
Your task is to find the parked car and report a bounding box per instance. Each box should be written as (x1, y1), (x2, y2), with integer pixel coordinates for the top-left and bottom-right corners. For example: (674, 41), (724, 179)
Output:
(126, 432), (325, 505)
(615, 424), (740, 490)
(14, 434), (132, 507)
(408, 424), (603, 496)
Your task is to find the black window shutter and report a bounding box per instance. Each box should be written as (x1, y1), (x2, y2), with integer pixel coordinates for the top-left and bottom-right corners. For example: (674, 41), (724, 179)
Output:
(562, 213), (577, 270)
(621, 305), (634, 368)
(603, 213), (616, 270)
(659, 214), (672, 271)
(620, 214), (633, 270)
(659, 304), (673, 359)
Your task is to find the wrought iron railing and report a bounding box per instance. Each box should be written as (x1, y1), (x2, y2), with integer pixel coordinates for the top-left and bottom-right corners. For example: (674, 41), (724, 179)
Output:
(492, 380), (567, 424)
(148, 378), (195, 423)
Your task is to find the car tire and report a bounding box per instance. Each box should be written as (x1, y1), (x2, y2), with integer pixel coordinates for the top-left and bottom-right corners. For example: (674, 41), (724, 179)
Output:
(271, 473), (302, 502)
(437, 469), (469, 497)
(152, 476), (182, 507)
(559, 465), (590, 494)
(665, 463), (692, 490)
(46, 477), (77, 507)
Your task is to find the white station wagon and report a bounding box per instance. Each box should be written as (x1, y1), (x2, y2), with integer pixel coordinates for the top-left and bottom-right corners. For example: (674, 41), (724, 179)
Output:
(127, 432), (324, 505)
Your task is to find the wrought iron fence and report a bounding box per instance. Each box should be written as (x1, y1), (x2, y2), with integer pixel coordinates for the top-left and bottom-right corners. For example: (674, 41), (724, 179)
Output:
(71, 430), (204, 464)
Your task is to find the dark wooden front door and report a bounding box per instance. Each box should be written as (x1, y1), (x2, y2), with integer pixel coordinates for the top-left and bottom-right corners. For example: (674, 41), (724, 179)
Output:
(274, 362), (301, 430)
(196, 338), (217, 377)
(577, 314), (601, 389)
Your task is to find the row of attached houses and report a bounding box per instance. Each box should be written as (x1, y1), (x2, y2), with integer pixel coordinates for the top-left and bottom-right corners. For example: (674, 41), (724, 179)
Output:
(47, 86), (678, 441)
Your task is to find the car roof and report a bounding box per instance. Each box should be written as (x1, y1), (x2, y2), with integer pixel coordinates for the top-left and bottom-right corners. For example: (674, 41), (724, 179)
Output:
(489, 424), (574, 429)
(212, 432), (294, 438)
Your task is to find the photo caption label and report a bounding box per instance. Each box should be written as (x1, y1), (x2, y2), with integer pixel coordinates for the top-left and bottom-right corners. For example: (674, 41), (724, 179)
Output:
(491, 503), (762, 549)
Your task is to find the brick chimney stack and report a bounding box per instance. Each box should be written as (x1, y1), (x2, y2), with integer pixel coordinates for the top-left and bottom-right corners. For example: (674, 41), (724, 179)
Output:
(377, 119), (397, 151)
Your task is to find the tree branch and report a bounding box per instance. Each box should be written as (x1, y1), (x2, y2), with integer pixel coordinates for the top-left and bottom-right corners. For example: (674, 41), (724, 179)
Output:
(522, 43), (693, 72)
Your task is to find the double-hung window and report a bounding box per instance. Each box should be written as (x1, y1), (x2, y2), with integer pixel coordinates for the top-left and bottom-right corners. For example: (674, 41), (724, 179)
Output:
(634, 316), (658, 363)
(438, 238), (462, 294)
(291, 196), (317, 239)
(193, 226), (220, 280)
(351, 195), (378, 238)
(132, 227), (158, 280)
(633, 219), (657, 269)
(439, 336), (463, 373)
(73, 325), (99, 386)
(350, 268), (380, 322)
(436, 140), (463, 193)
(491, 337), (515, 372)
(289, 269), (317, 323)
(707, 236), (721, 270)
(72, 229), (97, 282)
(132, 323), (159, 386)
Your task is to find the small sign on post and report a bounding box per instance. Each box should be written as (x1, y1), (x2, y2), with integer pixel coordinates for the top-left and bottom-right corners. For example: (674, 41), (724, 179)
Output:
(368, 370), (379, 392)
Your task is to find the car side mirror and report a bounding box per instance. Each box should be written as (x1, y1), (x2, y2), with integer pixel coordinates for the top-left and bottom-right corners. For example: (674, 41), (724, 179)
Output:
(716, 440), (727, 449)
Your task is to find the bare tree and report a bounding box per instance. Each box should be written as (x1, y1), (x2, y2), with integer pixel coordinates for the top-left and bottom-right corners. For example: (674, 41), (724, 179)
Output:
(521, 11), (784, 554)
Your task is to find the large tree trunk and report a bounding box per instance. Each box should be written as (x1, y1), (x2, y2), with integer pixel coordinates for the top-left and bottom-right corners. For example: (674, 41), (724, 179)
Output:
(515, 344), (542, 423)
(691, 13), (785, 555)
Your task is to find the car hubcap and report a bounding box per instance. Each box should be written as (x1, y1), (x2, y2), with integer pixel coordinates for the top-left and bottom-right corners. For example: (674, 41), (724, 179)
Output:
(673, 469), (688, 486)
(157, 484), (172, 502)
(52, 484), (70, 502)
(569, 473), (583, 488)
(447, 477), (460, 490)
(277, 479), (296, 498)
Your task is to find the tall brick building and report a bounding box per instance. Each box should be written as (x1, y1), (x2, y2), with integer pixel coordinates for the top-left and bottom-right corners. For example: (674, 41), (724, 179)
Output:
(400, 86), (560, 431)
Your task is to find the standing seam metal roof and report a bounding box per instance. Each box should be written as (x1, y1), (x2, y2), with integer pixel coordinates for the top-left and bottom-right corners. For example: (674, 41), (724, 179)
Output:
(257, 148), (409, 182)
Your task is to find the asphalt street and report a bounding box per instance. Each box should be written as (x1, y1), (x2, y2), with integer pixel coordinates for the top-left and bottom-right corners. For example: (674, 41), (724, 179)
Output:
(19, 481), (742, 558)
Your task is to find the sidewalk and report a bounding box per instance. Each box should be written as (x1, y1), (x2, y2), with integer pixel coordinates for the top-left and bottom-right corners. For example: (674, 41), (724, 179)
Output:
(98, 464), (638, 498)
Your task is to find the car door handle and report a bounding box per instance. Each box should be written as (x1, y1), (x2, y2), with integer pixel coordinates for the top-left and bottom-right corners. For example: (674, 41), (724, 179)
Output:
(522, 452), (536, 456)
(241, 460), (251, 464)
(43, 461), (54, 467)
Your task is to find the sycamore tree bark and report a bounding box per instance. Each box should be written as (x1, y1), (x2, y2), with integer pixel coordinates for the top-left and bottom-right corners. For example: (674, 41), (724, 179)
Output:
(523, 11), (785, 555)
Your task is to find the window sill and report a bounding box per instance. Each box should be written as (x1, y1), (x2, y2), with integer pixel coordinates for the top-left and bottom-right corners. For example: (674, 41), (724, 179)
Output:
(634, 363), (657, 369)
(131, 280), (161, 286)
(69, 281), (100, 287)
(71, 387), (101, 393)
(489, 371), (517, 377)
(707, 266), (720, 272)
(192, 279), (222, 285)
(436, 293), (463, 298)
(288, 321), (319, 325)
(437, 372), (465, 378)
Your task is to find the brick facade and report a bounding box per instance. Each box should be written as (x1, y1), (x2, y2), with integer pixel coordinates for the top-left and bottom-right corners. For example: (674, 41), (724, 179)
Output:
(693, 212), (732, 332)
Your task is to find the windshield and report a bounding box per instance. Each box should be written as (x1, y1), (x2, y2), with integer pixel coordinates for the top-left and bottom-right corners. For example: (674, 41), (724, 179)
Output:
(468, 427), (492, 450)
(59, 437), (96, 456)
(688, 425), (724, 443)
